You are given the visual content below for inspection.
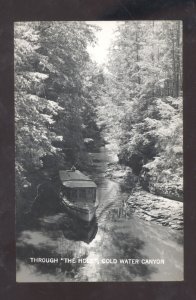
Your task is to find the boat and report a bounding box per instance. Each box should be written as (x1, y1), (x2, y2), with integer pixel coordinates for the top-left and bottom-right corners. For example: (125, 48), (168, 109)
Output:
(62, 217), (98, 244)
(59, 168), (98, 222)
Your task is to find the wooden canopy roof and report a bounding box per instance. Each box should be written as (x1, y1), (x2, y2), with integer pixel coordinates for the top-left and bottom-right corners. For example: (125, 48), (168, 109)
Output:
(59, 170), (97, 188)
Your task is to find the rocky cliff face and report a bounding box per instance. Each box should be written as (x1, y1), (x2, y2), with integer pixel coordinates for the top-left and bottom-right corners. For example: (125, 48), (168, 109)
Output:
(139, 167), (183, 202)
(126, 190), (183, 231)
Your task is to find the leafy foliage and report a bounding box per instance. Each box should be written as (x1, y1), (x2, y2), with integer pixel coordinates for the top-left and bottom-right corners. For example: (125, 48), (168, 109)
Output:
(97, 21), (183, 200)
(15, 22), (101, 217)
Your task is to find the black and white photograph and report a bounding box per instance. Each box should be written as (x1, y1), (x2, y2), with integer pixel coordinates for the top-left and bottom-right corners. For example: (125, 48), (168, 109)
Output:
(15, 20), (183, 282)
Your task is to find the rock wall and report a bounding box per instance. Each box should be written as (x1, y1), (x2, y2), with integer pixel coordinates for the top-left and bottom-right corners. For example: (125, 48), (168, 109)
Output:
(127, 190), (183, 231)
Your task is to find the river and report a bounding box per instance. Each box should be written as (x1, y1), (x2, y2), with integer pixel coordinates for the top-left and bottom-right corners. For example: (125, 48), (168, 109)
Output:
(16, 145), (183, 282)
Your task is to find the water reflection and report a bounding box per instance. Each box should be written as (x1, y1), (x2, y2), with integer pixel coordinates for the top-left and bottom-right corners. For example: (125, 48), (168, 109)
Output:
(62, 217), (98, 244)
(16, 218), (157, 281)
(16, 146), (183, 282)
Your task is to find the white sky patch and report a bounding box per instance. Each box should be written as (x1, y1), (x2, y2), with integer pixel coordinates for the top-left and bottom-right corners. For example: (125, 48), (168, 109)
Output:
(86, 21), (122, 65)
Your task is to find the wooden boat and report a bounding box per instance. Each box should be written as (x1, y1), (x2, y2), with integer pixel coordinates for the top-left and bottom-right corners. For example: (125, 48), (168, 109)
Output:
(59, 168), (98, 222)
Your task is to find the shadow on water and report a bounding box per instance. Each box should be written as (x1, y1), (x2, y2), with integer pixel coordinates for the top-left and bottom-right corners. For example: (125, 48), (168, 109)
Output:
(107, 227), (157, 281)
(16, 147), (183, 281)
(16, 213), (94, 279)
(16, 215), (157, 281)
(61, 217), (98, 244)
(19, 210), (98, 244)
(16, 242), (88, 279)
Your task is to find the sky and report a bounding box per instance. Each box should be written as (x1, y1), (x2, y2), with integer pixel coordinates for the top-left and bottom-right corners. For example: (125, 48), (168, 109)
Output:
(86, 21), (120, 65)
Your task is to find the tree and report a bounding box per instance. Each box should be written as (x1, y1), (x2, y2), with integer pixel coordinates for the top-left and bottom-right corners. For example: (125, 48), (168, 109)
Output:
(98, 21), (183, 199)
(15, 21), (101, 218)
(35, 21), (100, 167)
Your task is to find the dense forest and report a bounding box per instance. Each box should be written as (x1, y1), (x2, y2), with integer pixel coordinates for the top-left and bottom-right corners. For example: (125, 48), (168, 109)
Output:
(97, 21), (183, 201)
(15, 21), (183, 221)
(15, 21), (103, 219)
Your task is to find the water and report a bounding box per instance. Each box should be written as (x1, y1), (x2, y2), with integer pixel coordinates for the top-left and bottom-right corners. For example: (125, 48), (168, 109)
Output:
(16, 146), (183, 282)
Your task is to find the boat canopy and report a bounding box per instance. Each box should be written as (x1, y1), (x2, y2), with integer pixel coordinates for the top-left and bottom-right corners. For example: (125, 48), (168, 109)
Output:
(62, 181), (97, 188)
(59, 170), (97, 188)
